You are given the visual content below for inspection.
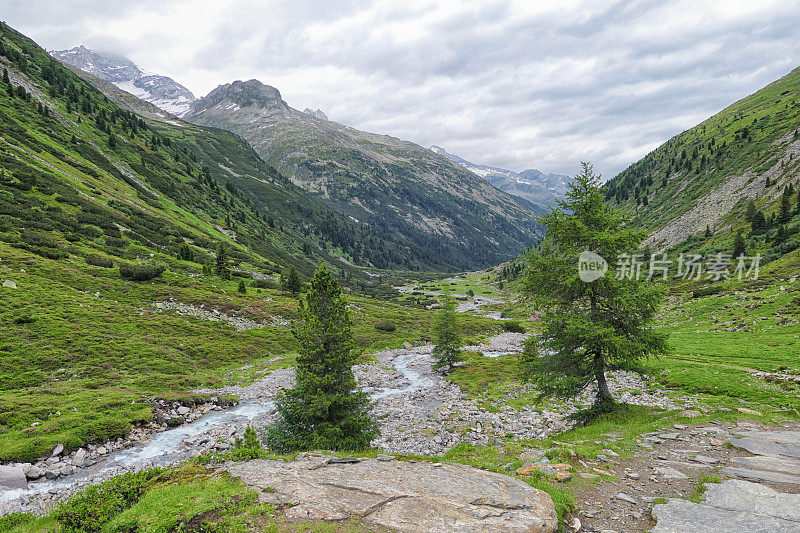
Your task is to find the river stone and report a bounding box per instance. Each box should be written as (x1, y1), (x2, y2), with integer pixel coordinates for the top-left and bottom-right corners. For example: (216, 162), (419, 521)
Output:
(73, 448), (87, 466)
(25, 465), (44, 480)
(227, 454), (558, 532)
(0, 466), (28, 490)
(177, 406), (191, 415)
(51, 442), (64, 457)
(2, 280), (16, 289)
(652, 480), (800, 532)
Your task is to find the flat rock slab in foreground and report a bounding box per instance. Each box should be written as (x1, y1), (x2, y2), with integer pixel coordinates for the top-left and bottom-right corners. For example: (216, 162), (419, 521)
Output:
(0, 466), (27, 490)
(652, 479), (800, 532)
(227, 453), (557, 532)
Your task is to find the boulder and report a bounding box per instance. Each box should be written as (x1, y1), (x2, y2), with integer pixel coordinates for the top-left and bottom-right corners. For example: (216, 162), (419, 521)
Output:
(25, 465), (44, 480)
(228, 454), (558, 532)
(2, 280), (17, 289)
(51, 442), (64, 457)
(0, 465), (28, 490)
(177, 406), (191, 416)
(73, 448), (87, 466)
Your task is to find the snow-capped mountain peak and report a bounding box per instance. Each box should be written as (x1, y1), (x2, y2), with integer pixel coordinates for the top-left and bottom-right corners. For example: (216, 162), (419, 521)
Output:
(51, 46), (195, 117)
(429, 146), (570, 208)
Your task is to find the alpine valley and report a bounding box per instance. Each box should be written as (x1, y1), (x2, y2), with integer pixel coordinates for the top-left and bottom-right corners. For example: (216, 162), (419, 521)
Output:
(2, 14), (800, 533)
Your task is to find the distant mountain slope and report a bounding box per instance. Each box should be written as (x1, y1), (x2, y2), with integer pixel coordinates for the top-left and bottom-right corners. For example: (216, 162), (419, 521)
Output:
(51, 46), (195, 117)
(429, 145), (570, 208)
(0, 22), (423, 282)
(184, 79), (543, 270)
(606, 66), (800, 251)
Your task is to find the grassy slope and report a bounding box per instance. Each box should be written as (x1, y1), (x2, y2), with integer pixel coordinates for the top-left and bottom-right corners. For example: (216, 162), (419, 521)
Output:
(606, 65), (800, 251)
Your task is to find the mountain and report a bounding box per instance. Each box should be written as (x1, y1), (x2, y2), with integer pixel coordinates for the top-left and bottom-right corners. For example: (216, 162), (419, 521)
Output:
(183, 79), (543, 270)
(429, 145), (570, 208)
(606, 65), (800, 256)
(303, 107), (328, 120)
(51, 45), (195, 117)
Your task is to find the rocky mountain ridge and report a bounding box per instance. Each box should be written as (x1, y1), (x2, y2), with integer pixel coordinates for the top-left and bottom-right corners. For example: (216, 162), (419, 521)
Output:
(184, 79), (543, 270)
(430, 145), (571, 208)
(50, 45), (195, 116)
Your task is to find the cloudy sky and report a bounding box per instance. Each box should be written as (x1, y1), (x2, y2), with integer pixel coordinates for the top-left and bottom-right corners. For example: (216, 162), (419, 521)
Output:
(3, 0), (800, 178)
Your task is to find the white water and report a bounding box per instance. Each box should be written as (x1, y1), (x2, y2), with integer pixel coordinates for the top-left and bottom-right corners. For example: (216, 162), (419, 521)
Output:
(370, 350), (436, 400)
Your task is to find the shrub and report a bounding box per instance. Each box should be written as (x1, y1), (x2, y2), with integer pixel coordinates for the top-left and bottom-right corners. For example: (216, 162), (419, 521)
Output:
(252, 278), (277, 290)
(375, 320), (397, 332)
(500, 308), (514, 318)
(502, 321), (526, 333)
(53, 469), (165, 533)
(119, 262), (166, 281)
(86, 254), (114, 268)
(692, 285), (724, 298)
(0, 513), (34, 530)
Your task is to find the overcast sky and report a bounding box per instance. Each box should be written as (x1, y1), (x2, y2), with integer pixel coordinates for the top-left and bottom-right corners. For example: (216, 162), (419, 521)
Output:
(3, 0), (800, 178)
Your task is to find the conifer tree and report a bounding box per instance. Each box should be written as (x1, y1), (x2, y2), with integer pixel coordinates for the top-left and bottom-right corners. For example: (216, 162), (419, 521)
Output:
(215, 242), (230, 280)
(520, 163), (667, 414)
(431, 291), (462, 373)
(238, 278), (247, 294)
(751, 211), (767, 234)
(284, 266), (302, 295)
(745, 200), (757, 222)
(266, 264), (376, 452)
(780, 187), (792, 223)
(733, 230), (746, 257)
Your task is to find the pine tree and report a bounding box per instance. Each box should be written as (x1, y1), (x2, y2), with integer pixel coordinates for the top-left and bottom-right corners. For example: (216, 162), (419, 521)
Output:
(733, 230), (746, 257)
(266, 264), (376, 452)
(751, 211), (767, 234)
(704, 225), (712, 239)
(431, 291), (462, 373)
(780, 187), (792, 223)
(238, 278), (247, 294)
(519, 162), (667, 415)
(284, 266), (302, 295)
(215, 242), (230, 279)
(745, 200), (757, 222)
(2, 67), (9, 85)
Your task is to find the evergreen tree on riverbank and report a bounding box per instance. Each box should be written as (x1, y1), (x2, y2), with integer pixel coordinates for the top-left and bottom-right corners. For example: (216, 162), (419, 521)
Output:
(266, 264), (376, 452)
(432, 291), (462, 373)
(520, 162), (667, 416)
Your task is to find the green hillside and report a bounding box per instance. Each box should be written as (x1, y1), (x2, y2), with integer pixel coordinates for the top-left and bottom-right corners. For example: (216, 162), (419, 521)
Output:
(0, 22), (506, 461)
(606, 66), (800, 259)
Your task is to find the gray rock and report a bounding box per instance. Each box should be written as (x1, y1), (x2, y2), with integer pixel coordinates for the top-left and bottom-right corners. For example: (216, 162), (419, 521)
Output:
(177, 406), (191, 415)
(0, 465), (27, 490)
(616, 492), (637, 504)
(25, 465), (44, 480)
(721, 466), (800, 485)
(689, 455), (720, 465)
(652, 480), (800, 532)
(51, 442), (64, 457)
(97, 446), (108, 455)
(626, 472), (641, 479)
(227, 454), (558, 532)
(729, 436), (800, 459)
(376, 454), (396, 462)
(73, 448), (87, 466)
(656, 467), (689, 480)
(2, 280), (17, 289)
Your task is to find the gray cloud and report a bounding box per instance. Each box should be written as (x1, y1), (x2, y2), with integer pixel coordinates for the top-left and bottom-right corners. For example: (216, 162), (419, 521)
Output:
(2, 0), (800, 177)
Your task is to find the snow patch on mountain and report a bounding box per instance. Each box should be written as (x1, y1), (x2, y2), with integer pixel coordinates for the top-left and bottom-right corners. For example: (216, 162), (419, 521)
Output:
(51, 46), (196, 117)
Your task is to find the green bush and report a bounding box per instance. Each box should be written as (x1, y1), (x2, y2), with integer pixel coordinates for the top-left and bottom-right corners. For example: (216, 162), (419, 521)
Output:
(53, 469), (165, 533)
(692, 285), (724, 298)
(502, 320), (526, 333)
(252, 278), (277, 289)
(375, 320), (397, 332)
(119, 262), (166, 281)
(86, 253), (114, 268)
(500, 308), (513, 318)
(0, 512), (34, 530)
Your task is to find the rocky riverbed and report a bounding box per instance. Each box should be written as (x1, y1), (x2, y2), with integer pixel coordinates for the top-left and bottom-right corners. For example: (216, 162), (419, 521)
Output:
(0, 333), (690, 518)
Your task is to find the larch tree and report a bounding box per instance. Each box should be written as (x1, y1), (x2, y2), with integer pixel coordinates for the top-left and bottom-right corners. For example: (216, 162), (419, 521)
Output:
(519, 162), (667, 416)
